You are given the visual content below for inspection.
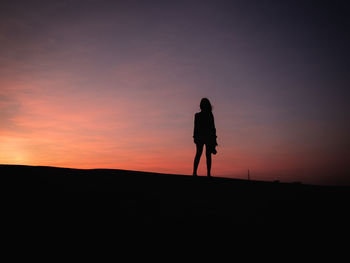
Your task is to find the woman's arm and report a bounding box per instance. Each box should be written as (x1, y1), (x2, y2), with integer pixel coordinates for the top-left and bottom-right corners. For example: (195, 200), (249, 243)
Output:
(210, 113), (217, 137)
(193, 113), (199, 142)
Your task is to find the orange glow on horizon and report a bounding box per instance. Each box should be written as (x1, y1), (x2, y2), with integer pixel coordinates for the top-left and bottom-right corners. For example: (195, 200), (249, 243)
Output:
(0, 76), (348, 185)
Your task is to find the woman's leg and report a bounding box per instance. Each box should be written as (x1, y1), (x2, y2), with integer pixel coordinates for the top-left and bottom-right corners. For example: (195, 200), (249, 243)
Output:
(205, 144), (212, 177)
(193, 143), (203, 176)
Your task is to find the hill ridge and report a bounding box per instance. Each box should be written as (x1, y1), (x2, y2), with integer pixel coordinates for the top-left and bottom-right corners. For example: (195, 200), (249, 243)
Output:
(1, 164), (349, 230)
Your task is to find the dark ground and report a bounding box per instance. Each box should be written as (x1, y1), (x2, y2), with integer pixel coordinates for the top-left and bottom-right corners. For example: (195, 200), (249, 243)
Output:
(1, 164), (349, 241)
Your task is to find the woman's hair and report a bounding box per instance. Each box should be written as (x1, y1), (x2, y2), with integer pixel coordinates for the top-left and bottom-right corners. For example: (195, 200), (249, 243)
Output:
(200, 98), (212, 112)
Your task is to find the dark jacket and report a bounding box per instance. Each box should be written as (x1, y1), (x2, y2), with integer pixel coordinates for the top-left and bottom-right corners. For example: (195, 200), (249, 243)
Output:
(193, 111), (217, 145)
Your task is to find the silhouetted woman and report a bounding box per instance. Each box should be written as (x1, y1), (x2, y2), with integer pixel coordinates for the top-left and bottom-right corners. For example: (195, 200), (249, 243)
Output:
(193, 98), (217, 177)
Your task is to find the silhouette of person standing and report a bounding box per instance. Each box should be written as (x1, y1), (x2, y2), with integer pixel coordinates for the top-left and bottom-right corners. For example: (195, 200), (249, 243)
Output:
(193, 98), (217, 177)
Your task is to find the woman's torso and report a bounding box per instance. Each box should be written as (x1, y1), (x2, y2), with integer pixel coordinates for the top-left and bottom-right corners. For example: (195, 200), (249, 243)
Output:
(194, 111), (216, 140)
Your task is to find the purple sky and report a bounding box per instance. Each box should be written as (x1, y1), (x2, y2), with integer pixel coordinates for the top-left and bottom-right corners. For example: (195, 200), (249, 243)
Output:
(1, 0), (349, 185)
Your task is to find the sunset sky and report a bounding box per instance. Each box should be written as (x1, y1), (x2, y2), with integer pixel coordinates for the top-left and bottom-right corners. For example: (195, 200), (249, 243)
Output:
(1, 0), (349, 185)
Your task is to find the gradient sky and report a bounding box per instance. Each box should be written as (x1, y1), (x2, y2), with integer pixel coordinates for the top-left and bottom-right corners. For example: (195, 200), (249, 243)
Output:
(1, 0), (349, 185)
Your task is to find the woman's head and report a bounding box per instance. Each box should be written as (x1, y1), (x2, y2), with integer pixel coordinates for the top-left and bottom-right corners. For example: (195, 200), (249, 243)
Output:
(200, 98), (212, 112)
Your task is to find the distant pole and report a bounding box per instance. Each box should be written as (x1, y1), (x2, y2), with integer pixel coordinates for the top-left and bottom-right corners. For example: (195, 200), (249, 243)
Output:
(248, 169), (250, 181)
